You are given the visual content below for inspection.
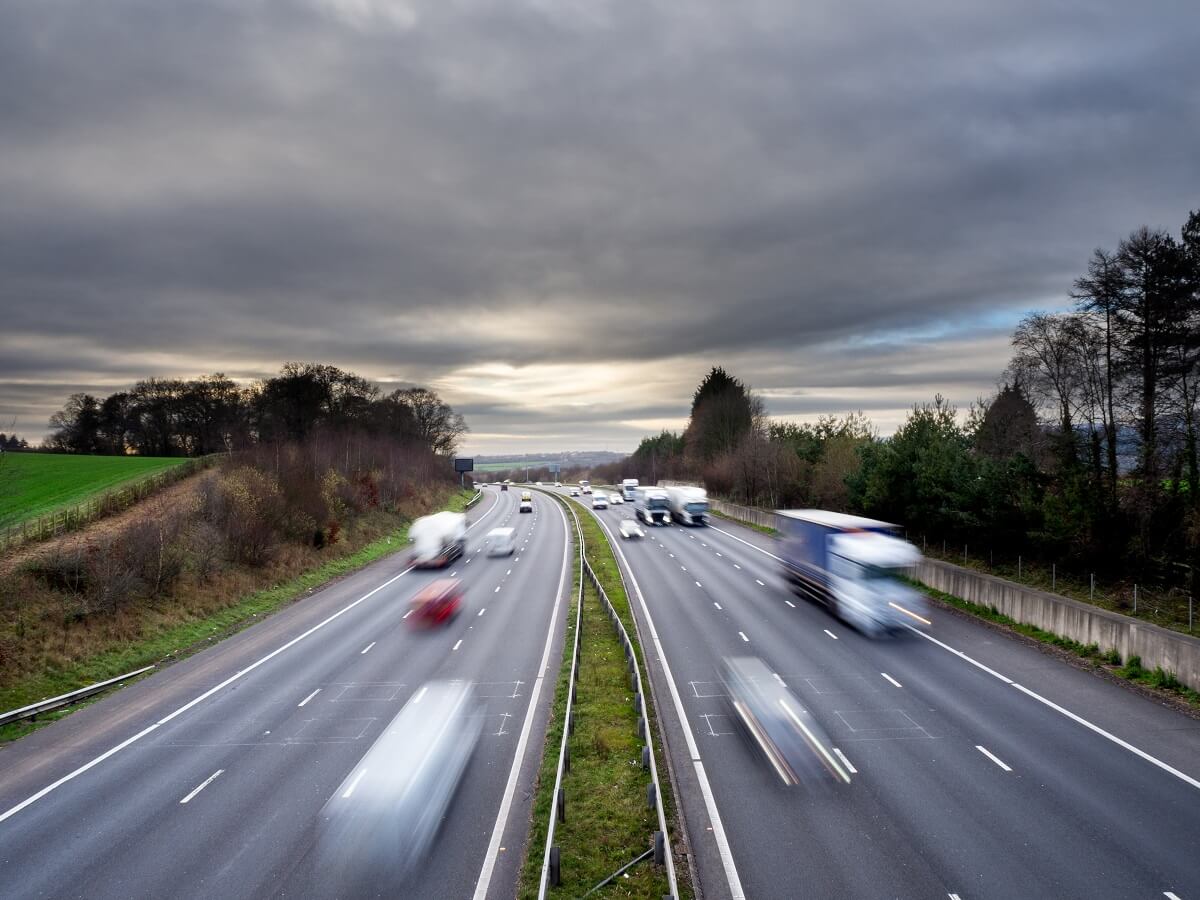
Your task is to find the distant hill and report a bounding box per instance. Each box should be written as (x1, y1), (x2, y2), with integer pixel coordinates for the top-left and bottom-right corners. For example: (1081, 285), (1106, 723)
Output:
(473, 450), (628, 472)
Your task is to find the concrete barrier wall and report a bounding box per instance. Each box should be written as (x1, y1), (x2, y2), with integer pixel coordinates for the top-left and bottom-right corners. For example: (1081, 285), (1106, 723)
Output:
(708, 498), (778, 531)
(919, 558), (1200, 692)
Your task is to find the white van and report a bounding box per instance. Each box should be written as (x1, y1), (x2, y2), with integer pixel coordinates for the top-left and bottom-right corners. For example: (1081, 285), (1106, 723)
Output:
(591, 493), (608, 510)
(486, 527), (516, 556)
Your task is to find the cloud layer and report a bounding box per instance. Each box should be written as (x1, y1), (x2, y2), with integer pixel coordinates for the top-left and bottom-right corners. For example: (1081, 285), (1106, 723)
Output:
(2, 0), (1197, 451)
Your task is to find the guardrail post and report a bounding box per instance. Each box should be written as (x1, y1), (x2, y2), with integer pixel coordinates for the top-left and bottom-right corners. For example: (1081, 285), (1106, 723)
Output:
(564, 745), (570, 773)
(637, 715), (646, 739)
(654, 831), (666, 865)
(557, 788), (566, 822)
(642, 745), (650, 770)
(647, 782), (656, 809)
(549, 846), (561, 886)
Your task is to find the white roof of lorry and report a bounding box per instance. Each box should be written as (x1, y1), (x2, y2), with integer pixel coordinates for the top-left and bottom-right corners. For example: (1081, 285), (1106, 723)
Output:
(777, 509), (898, 531)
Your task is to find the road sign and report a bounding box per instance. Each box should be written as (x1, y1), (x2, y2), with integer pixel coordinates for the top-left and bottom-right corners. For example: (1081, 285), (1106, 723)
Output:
(454, 457), (474, 473)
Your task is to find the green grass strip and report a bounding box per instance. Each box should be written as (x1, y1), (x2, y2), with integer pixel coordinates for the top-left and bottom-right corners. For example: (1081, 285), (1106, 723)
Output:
(0, 488), (475, 743)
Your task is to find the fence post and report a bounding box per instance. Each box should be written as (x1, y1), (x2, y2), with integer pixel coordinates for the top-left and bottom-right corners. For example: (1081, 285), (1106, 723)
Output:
(963, 545), (967, 565)
(1052, 564), (1056, 591)
(1133, 584), (1138, 613)
(1090, 573), (1094, 602)
(1190, 596), (1194, 632)
(1018, 556), (1022, 579)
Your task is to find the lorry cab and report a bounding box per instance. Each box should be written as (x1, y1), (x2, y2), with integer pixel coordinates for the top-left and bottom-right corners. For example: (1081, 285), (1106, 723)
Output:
(519, 491), (533, 513)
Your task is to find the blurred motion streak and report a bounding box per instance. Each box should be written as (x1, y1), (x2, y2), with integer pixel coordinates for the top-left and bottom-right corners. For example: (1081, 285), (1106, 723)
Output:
(722, 657), (850, 786)
(316, 681), (482, 892)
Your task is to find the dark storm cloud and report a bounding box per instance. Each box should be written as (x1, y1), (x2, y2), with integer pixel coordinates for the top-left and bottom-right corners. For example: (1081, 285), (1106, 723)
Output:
(1, 0), (1197, 448)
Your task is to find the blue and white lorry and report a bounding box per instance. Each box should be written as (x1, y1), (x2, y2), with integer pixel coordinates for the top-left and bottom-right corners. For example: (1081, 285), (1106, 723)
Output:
(621, 478), (640, 502)
(777, 510), (927, 635)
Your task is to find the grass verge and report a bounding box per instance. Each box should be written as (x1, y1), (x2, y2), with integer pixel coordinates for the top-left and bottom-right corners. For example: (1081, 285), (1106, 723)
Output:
(518, 493), (681, 899)
(709, 508), (777, 536)
(0, 488), (475, 743)
(916, 582), (1200, 708)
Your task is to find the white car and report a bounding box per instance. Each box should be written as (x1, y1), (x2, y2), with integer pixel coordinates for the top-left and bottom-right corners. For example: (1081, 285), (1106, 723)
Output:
(554, 481), (561, 487)
(486, 527), (516, 556)
(609, 493), (623, 505)
(591, 494), (608, 509)
(569, 487), (580, 497)
(619, 519), (645, 540)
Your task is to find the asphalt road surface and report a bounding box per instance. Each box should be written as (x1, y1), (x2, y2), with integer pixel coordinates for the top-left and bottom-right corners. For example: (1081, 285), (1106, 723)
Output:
(0, 486), (569, 900)
(560, 488), (1200, 900)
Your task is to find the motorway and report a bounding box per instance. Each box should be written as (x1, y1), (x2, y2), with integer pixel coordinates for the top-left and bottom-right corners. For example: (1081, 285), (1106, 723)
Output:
(0, 486), (569, 900)
(555, 487), (1200, 900)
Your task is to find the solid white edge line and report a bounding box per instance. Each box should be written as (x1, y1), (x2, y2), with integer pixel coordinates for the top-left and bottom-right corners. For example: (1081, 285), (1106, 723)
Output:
(472, 489), (571, 900)
(881, 672), (902, 688)
(590, 509), (745, 899)
(1011, 684), (1200, 791)
(0, 491), (508, 826)
(297, 688), (321, 707)
(341, 768), (368, 798)
(179, 769), (224, 804)
(976, 745), (1012, 772)
(411, 685), (428, 704)
(832, 747), (858, 774)
(904, 624), (1014, 684)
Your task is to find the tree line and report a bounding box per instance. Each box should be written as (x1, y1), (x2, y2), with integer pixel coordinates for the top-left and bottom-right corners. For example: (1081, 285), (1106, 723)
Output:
(601, 208), (1200, 593)
(44, 362), (468, 458)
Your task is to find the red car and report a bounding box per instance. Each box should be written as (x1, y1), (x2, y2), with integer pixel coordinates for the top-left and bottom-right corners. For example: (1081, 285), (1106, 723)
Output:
(408, 579), (463, 626)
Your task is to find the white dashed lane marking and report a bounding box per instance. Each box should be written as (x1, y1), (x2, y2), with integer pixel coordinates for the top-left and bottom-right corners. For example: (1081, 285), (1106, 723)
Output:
(976, 745), (1012, 772)
(297, 688), (320, 707)
(823, 629), (838, 640)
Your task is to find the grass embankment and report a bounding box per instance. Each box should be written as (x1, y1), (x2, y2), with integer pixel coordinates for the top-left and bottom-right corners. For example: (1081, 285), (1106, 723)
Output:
(0, 454), (189, 529)
(918, 583), (1200, 708)
(708, 507), (777, 536)
(0, 489), (474, 742)
(518, 494), (681, 899)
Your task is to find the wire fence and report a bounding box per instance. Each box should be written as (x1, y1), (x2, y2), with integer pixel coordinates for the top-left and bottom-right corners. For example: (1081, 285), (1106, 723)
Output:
(0, 455), (218, 556)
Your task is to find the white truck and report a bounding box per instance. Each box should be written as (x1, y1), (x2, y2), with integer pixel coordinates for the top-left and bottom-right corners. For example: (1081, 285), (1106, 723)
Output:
(409, 511), (467, 568)
(635, 488), (671, 526)
(777, 510), (926, 635)
(667, 485), (708, 526)
(621, 478), (640, 502)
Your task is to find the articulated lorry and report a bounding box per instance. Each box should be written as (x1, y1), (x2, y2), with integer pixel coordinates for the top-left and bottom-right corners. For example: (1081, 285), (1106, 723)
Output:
(777, 510), (927, 635)
(621, 478), (640, 502)
(635, 488), (671, 526)
(409, 511), (467, 568)
(667, 485), (708, 526)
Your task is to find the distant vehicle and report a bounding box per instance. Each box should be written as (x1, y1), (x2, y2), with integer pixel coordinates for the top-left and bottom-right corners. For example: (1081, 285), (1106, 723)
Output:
(486, 527), (515, 556)
(621, 478), (640, 501)
(554, 481), (561, 487)
(721, 656), (850, 787)
(500, 482), (508, 492)
(609, 493), (623, 505)
(591, 493), (608, 509)
(535, 481), (543, 486)
(778, 510), (926, 636)
(316, 680), (481, 889)
(407, 578), (463, 625)
(409, 512), (467, 568)
(569, 487), (580, 497)
(579, 479), (592, 494)
(619, 519), (645, 540)
(635, 488), (670, 526)
(667, 485), (708, 526)
(519, 491), (533, 513)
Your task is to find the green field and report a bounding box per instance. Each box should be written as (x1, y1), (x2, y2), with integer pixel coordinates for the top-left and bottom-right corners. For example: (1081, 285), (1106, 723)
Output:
(474, 460), (558, 472)
(0, 454), (190, 529)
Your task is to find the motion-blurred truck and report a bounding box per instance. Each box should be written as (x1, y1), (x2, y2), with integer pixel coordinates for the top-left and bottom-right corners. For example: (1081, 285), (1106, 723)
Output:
(635, 488), (671, 526)
(409, 511), (467, 568)
(621, 478), (640, 501)
(777, 510), (927, 635)
(667, 485), (708, 526)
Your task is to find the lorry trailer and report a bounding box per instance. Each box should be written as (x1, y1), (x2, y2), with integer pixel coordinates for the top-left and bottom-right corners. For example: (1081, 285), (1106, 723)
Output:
(777, 509), (927, 635)
(409, 511), (468, 568)
(667, 485), (708, 526)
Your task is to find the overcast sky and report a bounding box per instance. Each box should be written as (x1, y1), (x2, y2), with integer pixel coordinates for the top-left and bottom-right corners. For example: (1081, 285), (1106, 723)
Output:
(2, 0), (1197, 453)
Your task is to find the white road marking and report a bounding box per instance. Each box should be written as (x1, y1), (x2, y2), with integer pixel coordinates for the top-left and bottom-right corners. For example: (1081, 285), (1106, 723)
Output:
(681, 566), (687, 571)
(298, 688), (321, 707)
(784, 600), (796, 608)
(755, 579), (765, 586)
(881, 672), (902, 688)
(714, 602), (722, 610)
(832, 748), (857, 774)
(411, 685), (428, 704)
(772, 673), (785, 687)
(494, 585), (501, 593)
(823, 629), (838, 640)
(360, 642), (375, 654)
(949, 894), (963, 899)
(478, 608), (486, 617)
(450, 571), (457, 577)
(506, 569), (512, 576)
(696, 581), (703, 588)
(179, 769), (224, 804)
(402, 609), (413, 618)
(341, 768), (368, 798)
(976, 745), (1012, 772)
(585, 506), (739, 898)
(474, 483), (572, 900)
(733, 563), (741, 569)
(738, 631), (749, 642)
(1163, 893), (1182, 899)
(452, 639), (463, 651)
(669, 553), (675, 558)
(715, 552), (722, 557)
